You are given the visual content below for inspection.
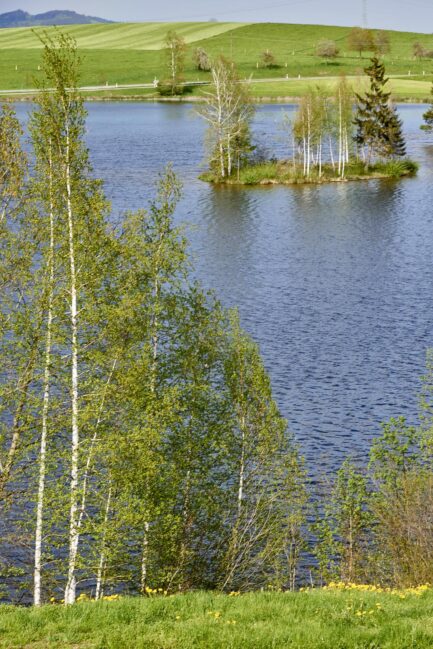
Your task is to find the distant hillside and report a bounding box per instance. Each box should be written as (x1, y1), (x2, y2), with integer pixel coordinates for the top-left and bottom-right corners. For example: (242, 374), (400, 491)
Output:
(0, 9), (112, 28)
(0, 21), (431, 101)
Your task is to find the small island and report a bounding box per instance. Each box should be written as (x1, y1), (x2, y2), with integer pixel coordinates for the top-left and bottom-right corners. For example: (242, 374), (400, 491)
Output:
(199, 57), (418, 186)
(200, 158), (418, 185)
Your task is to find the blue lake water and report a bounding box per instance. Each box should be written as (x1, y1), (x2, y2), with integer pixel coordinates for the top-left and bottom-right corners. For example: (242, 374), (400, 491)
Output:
(16, 101), (433, 470)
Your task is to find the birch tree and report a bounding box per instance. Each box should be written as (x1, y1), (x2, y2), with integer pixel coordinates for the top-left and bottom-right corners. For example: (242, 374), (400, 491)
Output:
(30, 31), (115, 605)
(160, 31), (187, 96)
(198, 57), (254, 178)
(333, 76), (354, 178)
(0, 105), (35, 503)
(220, 312), (305, 591)
(28, 105), (56, 607)
(293, 88), (329, 179)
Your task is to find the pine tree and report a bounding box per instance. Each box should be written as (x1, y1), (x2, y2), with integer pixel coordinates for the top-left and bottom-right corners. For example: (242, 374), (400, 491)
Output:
(354, 57), (406, 163)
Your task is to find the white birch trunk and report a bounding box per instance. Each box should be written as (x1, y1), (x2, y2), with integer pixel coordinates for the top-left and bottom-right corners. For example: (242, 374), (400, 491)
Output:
(303, 137), (306, 176)
(237, 419), (246, 518)
(306, 106), (311, 179)
(227, 134), (232, 177)
(34, 142), (55, 607)
(64, 128), (80, 606)
(329, 136), (335, 171)
(140, 270), (160, 591)
(338, 91), (343, 176)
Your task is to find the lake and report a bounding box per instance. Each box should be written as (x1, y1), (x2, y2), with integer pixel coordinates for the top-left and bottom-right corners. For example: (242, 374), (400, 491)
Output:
(15, 101), (433, 470)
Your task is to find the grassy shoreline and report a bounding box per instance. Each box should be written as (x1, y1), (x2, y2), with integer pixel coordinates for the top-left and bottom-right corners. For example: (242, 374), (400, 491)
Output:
(0, 78), (431, 103)
(1, 587), (433, 648)
(200, 159), (419, 187)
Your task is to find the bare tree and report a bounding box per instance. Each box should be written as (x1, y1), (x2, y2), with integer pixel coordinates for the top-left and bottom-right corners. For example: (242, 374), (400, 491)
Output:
(159, 31), (187, 96)
(198, 57), (254, 178)
(347, 27), (375, 57)
(374, 31), (390, 56)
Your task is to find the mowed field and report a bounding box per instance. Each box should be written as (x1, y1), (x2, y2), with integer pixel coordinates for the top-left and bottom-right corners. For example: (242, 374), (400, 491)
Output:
(0, 22), (432, 98)
(0, 22), (245, 50)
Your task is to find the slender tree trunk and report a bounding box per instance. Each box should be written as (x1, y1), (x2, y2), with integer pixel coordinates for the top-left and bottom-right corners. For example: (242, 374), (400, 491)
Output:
(338, 92), (343, 176)
(140, 270), (160, 592)
(303, 137), (306, 176)
(140, 520), (150, 594)
(219, 135), (225, 178)
(178, 467), (191, 590)
(306, 105), (311, 178)
(95, 485), (112, 600)
(329, 136), (335, 171)
(237, 424), (246, 518)
(34, 142), (55, 607)
(292, 133), (296, 172)
(341, 128), (347, 179)
(64, 129), (80, 606)
(227, 135), (232, 176)
(0, 349), (38, 496)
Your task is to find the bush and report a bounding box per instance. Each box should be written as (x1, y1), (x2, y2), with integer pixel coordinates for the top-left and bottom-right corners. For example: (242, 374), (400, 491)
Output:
(157, 80), (186, 96)
(375, 159), (419, 177)
(238, 162), (280, 184)
(316, 39), (340, 60)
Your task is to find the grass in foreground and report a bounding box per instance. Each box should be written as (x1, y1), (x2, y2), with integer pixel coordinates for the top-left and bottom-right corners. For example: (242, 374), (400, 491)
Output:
(1, 586), (433, 648)
(201, 159), (419, 186)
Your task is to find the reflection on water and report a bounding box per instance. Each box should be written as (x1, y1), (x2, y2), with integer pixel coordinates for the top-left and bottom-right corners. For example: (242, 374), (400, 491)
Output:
(14, 102), (433, 469)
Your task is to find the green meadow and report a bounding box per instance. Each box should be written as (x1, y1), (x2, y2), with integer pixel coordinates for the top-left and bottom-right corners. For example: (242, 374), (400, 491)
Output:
(0, 22), (433, 99)
(1, 588), (433, 648)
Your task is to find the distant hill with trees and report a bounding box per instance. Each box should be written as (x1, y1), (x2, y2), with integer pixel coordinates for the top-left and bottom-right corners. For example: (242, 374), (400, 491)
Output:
(0, 9), (112, 28)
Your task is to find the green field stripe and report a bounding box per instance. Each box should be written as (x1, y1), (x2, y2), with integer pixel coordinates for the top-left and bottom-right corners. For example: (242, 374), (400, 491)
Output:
(0, 22), (248, 50)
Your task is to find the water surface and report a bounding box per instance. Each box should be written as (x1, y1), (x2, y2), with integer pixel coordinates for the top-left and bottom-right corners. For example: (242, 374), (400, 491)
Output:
(16, 102), (433, 469)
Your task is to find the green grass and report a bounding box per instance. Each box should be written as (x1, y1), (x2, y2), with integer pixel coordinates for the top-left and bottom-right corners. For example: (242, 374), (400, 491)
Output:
(201, 159), (419, 186)
(0, 22), (433, 99)
(0, 22), (244, 50)
(1, 589), (433, 648)
(244, 77), (433, 101)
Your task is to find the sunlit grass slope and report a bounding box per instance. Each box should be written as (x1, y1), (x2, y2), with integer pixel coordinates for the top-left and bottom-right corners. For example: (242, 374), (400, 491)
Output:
(1, 587), (433, 648)
(0, 22), (246, 50)
(0, 22), (433, 97)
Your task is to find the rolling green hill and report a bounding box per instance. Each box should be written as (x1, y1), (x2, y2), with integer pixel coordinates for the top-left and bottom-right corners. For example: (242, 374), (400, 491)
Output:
(0, 22), (245, 50)
(0, 22), (432, 99)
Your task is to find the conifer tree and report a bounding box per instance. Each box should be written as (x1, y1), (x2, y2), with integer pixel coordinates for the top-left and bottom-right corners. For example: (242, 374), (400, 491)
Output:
(354, 57), (406, 163)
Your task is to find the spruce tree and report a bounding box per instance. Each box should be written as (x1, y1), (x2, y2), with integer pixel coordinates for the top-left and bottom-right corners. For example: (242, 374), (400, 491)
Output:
(354, 57), (406, 162)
